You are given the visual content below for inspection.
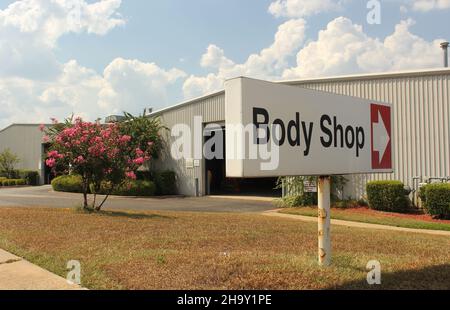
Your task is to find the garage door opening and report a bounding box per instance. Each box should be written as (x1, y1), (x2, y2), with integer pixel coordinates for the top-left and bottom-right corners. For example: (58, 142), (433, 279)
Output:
(204, 126), (281, 197)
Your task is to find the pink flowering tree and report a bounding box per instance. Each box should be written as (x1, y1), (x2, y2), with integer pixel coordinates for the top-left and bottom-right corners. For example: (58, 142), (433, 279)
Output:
(43, 117), (155, 211)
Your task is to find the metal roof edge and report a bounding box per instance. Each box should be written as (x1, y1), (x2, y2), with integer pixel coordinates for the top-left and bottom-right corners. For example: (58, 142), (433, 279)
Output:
(0, 123), (51, 134)
(144, 67), (450, 118)
(149, 90), (225, 117)
(279, 67), (450, 85)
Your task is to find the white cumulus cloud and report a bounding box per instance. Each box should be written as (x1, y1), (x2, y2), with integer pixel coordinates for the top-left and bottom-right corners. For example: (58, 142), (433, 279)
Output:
(0, 0), (187, 129)
(183, 18), (307, 98)
(268, 0), (343, 18)
(283, 17), (444, 79)
(411, 0), (450, 12)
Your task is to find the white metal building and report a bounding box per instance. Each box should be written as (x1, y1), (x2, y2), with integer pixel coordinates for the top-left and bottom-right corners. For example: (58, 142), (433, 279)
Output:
(152, 68), (450, 198)
(0, 124), (48, 184)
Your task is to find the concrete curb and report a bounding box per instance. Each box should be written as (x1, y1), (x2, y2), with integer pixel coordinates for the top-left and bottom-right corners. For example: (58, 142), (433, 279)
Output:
(0, 249), (86, 290)
(263, 209), (450, 236)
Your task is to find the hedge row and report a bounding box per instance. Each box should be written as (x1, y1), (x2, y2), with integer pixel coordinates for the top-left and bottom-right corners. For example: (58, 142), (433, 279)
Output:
(51, 175), (85, 193)
(419, 183), (450, 219)
(0, 178), (26, 186)
(153, 170), (177, 195)
(366, 180), (410, 212)
(52, 175), (157, 197)
(0, 170), (40, 186)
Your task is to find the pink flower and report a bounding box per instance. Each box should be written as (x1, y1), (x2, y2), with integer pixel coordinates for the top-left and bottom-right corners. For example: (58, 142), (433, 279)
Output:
(136, 148), (144, 156)
(119, 135), (132, 143)
(43, 135), (50, 143)
(45, 158), (56, 168)
(47, 150), (59, 158)
(125, 171), (136, 180)
(39, 124), (45, 132)
(75, 155), (85, 164)
(133, 157), (145, 165)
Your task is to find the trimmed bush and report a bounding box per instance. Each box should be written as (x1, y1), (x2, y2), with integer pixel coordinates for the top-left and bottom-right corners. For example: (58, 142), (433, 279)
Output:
(333, 199), (360, 209)
(154, 170), (177, 195)
(420, 183), (450, 219)
(14, 179), (26, 186)
(18, 170), (40, 186)
(51, 175), (84, 193)
(113, 180), (156, 197)
(278, 193), (317, 208)
(366, 180), (409, 212)
(91, 180), (156, 197)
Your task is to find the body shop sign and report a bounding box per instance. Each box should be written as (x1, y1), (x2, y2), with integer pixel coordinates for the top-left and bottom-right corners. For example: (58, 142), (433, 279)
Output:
(225, 77), (393, 177)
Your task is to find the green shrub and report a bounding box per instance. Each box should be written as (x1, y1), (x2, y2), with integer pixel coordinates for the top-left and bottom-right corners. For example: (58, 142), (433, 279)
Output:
(18, 170), (40, 186)
(51, 175), (84, 193)
(278, 193), (317, 208)
(113, 180), (156, 197)
(357, 198), (369, 207)
(0, 179), (21, 186)
(333, 199), (360, 209)
(91, 180), (156, 197)
(14, 179), (26, 186)
(420, 183), (450, 219)
(366, 180), (410, 212)
(154, 170), (177, 195)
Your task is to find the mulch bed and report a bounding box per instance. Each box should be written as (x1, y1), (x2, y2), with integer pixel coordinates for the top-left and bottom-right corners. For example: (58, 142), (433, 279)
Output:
(340, 207), (450, 224)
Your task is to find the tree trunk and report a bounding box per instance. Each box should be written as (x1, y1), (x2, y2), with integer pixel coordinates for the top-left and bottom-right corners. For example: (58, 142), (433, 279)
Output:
(92, 193), (97, 210)
(96, 193), (110, 211)
(82, 176), (89, 210)
(83, 191), (88, 209)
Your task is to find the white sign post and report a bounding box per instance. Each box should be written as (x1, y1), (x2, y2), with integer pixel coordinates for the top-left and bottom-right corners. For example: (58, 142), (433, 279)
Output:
(224, 77), (394, 266)
(318, 176), (331, 266)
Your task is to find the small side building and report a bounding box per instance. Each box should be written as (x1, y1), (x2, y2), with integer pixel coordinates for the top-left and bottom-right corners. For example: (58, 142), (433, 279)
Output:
(0, 124), (48, 184)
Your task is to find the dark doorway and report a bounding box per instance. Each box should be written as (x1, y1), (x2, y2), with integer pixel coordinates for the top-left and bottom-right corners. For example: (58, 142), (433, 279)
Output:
(204, 126), (226, 195)
(204, 126), (281, 197)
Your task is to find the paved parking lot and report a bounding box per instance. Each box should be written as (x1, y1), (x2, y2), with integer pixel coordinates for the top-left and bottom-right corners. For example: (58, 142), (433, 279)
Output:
(0, 186), (277, 213)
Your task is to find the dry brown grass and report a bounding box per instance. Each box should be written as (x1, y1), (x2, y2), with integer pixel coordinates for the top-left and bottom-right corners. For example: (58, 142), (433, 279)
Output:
(0, 207), (449, 290)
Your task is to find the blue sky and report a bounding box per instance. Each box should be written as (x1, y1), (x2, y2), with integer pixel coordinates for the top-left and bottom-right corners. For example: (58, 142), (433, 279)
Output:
(50, 1), (450, 74)
(0, 0), (449, 127)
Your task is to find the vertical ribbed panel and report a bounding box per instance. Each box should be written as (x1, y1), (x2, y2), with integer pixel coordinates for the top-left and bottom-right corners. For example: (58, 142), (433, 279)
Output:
(154, 93), (224, 196)
(292, 72), (450, 198)
(155, 70), (450, 198)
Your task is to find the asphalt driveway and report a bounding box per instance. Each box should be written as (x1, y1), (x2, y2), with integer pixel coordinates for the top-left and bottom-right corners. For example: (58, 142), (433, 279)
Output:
(0, 186), (276, 213)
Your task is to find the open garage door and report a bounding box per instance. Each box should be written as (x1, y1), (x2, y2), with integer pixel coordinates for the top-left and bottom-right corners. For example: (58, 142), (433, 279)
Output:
(204, 126), (281, 197)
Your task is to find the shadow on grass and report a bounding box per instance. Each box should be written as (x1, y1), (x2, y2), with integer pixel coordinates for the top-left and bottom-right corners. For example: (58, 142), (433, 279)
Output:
(73, 208), (174, 220)
(328, 264), (450, 290)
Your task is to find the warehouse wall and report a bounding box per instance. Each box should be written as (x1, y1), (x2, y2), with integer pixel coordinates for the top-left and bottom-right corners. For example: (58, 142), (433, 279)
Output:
(153, 68), (450, 198)
(290, 69), (450, 198)
(0, 124), (46, 184)
(153, 92), (225, 196)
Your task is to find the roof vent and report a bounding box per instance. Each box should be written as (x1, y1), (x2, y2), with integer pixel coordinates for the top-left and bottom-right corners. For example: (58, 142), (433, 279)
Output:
(441, 42), (449, 68)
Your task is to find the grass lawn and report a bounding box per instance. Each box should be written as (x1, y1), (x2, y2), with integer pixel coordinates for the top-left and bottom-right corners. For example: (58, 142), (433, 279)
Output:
(0, 207), (449, 290)
(280, 207), (450, 232)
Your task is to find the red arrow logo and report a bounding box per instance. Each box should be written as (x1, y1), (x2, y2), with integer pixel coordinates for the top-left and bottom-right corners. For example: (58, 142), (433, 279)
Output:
(371, 104), (392, 169)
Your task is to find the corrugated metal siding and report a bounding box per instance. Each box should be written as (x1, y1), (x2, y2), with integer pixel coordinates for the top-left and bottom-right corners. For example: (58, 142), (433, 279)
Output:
(153, 93), (225, 196)
(155, 70), (450, 198)
(291, 72), (450, 198)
